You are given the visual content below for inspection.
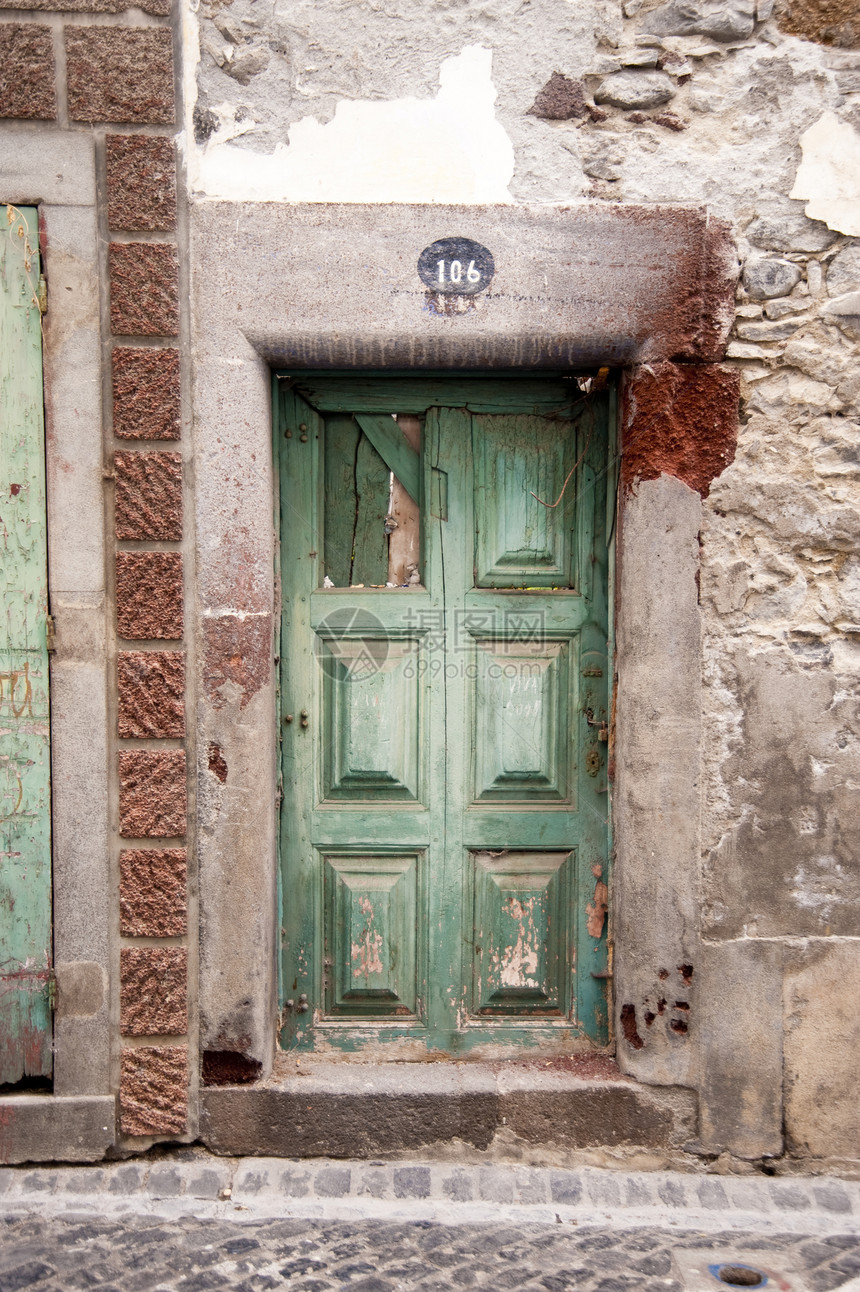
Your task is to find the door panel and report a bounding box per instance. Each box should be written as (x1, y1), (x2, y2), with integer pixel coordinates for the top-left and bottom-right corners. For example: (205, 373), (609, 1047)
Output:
(0, 205), (53, 1084)
(277, 373), (611, 1055)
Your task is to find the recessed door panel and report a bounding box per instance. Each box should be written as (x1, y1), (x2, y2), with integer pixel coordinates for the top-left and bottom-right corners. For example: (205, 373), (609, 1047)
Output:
(323, 852), (421, 1017)
(472, 850), (572, 1015)
(320, 638), (423, 803)
(473, 414), (575, 588)
(472, 640), (573, 804)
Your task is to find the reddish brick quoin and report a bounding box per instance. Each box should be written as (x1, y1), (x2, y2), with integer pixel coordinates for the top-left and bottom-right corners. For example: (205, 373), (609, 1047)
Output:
(115, 451), (182, 541)
(120, 848), (187, 936)
(65, 27), (174, 125)
(106, 135), (177, 232)
(119, 748), (186, 838)
(120, 1046), (187, 1136)
(120, 946), (187, 1036)
(110, 243), (179, 337)
(116, 551), (183, 640)
(0, 0), (170, 13)
(621, 362), (740, 499)
(0, 24), (56, 120)
(118, 650), (185, 738)
(112, 347), (181, 440)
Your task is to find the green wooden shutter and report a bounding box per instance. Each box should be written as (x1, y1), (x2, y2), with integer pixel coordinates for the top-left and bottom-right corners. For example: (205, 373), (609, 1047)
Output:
(0, 205), (53, 1083)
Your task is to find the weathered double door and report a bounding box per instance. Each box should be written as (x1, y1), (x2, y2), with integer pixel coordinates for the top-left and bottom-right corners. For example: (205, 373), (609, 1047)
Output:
(278, 373), (611, 1054)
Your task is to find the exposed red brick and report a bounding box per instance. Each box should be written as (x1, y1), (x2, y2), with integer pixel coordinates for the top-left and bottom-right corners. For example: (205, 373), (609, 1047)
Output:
(120, 1046), (187, 1136)
(0, 24), (56, 120)
(106, 135), (176, 232)
(0, 0), (169, 11)
(621, 362), (740, 499)
(203, 612), (272, 710)
(120, 947), (187, 1036)
(109, 243), (179, 336)
(118, 650), (185, 738)
(112, 347), (181, 440)
(65, 27), (174, 124)
(116, 551), (183, 640)
(115, 451), (182, 541)
(120, 848), (187, 937)
(119, 748), (186, 838)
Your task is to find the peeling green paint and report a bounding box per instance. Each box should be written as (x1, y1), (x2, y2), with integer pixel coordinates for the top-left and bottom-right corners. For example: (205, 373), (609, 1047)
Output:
(0, 205), (53, 1084)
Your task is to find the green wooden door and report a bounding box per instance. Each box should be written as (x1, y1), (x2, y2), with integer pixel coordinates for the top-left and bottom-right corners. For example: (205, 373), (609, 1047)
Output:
(0, 206), (53, 1083)
(277, 373), (611, 1055)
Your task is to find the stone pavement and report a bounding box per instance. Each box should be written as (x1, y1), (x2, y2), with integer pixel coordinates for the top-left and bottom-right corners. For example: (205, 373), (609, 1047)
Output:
(2, 1153), (860, 1291)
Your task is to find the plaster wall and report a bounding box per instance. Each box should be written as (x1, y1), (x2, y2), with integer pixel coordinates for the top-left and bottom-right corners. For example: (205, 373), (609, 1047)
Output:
(184, 0), (860, 1167)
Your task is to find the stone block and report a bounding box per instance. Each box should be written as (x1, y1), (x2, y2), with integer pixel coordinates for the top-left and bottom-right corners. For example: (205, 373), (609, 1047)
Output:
(743, 257), (803, 300)
(65, 27), (174, 124)
(0, 130), (95, 205)
(621, 361), (740, 499)
(109, 243), (179, 336)
(120, 1046), (187, 1136)
(116, 551), (183, 640)
(0, 1096), (115, 1164)
(120, 848), (187, 936)
(114, 451), (182, 541)
(118, 749), (186, 838)
(106, 135), (176, 231)
(642, 0), (756, 41)
(595, 71), (675, 110)
(784, 941), (860, 1160)
(393, 1166), (431, 1198)
(697, 939), (784, 1160)
(112, 347), (181, 440)
(0, 0), (168, 11)
(120, 947), (187, 1036)
(0, 24), (56, 120)
(118, 650), (185, 739)
(528, 72), (587, 120)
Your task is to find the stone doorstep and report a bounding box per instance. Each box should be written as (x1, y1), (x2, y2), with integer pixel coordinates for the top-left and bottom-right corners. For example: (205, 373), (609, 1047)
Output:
(0, 1096), (115, 1165)
(199, 1064), (698, 1159)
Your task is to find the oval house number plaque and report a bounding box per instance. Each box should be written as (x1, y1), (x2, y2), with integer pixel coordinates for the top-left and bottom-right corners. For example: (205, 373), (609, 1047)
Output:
(418, 237), (495, 296)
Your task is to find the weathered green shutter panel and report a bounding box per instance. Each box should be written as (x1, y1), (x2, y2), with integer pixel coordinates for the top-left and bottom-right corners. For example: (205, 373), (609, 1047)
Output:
(0, 206), (53, 1082)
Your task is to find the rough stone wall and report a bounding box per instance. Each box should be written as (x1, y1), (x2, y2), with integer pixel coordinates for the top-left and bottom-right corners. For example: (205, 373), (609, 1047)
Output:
(186, 0), (860, 1166)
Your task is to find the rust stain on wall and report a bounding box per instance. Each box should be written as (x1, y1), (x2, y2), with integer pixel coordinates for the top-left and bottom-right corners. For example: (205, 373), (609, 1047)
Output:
(620, 1002), (645, 1049)
(621, 361), (740, 498)
(203, 612), (272, 709)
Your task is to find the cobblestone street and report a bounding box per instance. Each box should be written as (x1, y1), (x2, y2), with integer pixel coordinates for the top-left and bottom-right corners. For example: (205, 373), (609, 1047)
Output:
(2, 1156), (860, 1292)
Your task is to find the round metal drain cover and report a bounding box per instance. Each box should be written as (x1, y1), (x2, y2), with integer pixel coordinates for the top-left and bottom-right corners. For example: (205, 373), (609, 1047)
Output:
(713, 1265), (767, 1287)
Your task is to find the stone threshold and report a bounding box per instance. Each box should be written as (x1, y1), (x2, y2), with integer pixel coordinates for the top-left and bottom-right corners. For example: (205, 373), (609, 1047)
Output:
(200, 1061), (697, 1159)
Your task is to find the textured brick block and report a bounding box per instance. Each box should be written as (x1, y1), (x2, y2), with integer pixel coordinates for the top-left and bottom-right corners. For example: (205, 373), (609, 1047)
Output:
(0, 24), (56, 120)
(120, 947), (187, 1036)
(0, 0), (169, 15)
(66, 27), (174, 124)
(112, 347), (181, 440)
(119, 748), (186, 838)
(120, 1046), (187, 1136)
(120, 848), (187, 936)
(115, 451), (182, 541)
(116, 551), (183, 640)
(118, 650), (185, 738)
(110, 243), (179, 337)
(106, 135), (176, 231)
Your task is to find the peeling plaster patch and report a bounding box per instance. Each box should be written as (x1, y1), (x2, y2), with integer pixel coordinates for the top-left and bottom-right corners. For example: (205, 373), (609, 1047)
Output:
(791, 112), (860, 237)
(190, 46), (515, 203)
